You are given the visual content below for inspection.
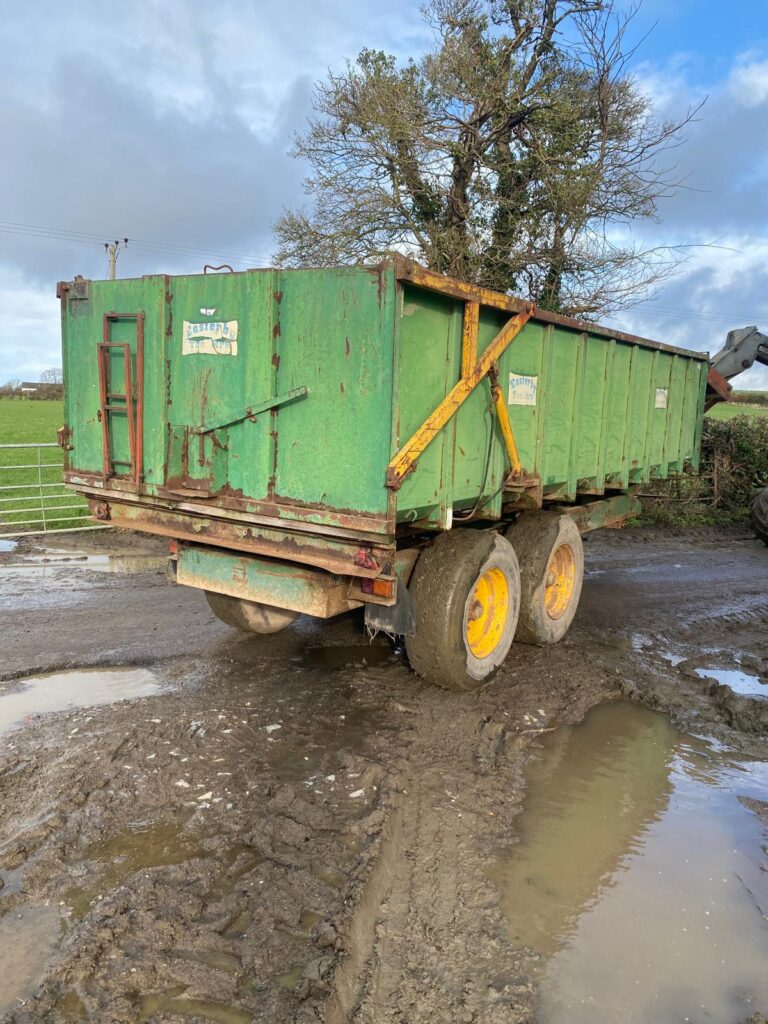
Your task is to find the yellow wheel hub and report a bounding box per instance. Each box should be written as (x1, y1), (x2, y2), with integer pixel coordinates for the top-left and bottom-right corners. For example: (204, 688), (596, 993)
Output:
(544, 543), (576, 620)
(465, 567), (509, 659)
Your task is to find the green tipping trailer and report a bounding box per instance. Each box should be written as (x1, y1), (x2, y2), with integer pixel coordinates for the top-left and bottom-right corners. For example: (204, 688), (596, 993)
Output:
(58, 259), (725, 690)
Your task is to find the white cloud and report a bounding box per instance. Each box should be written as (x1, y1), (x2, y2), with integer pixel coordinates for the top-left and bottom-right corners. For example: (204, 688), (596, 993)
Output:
(612, 43), (768, 390)
(614, 234), (768, 388)
(631, 53), (697, 111)
(0, 271), (61, 383)
(1, 5), (767, 399)
(728, 54), (768, 107)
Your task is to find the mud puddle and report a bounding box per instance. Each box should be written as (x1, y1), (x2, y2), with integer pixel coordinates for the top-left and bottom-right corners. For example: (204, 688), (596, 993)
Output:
(301, 643), (393, 671)
(0, 540), (17, 553)
(489, 700), (768, 1024)
(64, 820), (207, 920)
(696, 666), (767, 697)
(0, 668), (162, 736)
(257, 700), (387, 787)
(1, 548), (165, 576)
(0, 904), (60, 1017)
(137, 991), (253, 1023)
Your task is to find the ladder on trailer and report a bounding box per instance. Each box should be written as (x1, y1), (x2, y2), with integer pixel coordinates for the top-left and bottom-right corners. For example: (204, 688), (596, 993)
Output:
(97, 311), (144, 486)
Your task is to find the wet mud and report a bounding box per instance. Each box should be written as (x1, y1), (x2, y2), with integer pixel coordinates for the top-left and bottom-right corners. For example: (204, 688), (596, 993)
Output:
(0, 668), (162, 736)
(0, 525), (767, 1023)
(490, 701), (768, 1023)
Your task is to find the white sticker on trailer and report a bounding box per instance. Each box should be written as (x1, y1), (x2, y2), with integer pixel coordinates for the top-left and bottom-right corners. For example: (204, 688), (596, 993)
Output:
(182, 320), (238, 356)
(508, 373), (538, 406)
(655, 387), (668, 409)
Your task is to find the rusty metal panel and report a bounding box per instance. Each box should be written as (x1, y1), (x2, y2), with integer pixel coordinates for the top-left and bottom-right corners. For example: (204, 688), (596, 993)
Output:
(60, 275), (168, 488)
(95, 495), (393, 579)
(176, 543), (361, 619)
(61, 266), (397, 534)
(561, 493), (642, 533)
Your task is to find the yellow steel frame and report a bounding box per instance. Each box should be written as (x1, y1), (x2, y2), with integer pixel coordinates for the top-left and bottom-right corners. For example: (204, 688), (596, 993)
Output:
(487, 362), (522, 475)
(386, 261), (534, 490)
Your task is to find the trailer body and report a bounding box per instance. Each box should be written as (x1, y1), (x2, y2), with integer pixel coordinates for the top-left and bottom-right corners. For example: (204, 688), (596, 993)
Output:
(59, 260), (710, 666)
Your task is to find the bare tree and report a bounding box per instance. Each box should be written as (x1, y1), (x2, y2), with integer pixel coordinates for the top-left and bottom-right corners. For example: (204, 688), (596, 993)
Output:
(40, 368), (63, 384)
(0, 378), (21, 397)
(274, 0), (698, 317)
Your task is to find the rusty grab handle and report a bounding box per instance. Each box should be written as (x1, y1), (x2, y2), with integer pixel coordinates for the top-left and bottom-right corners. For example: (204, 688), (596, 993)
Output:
(195, 386), (309, 435)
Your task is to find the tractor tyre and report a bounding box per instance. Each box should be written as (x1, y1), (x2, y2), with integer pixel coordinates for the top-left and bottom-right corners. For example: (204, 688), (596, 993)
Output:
(750, 487), (768, 546)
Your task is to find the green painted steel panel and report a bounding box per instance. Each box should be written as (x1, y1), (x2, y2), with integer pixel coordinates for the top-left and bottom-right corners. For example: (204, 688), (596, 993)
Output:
(603, 343), (632, 483)
(499, 320), (545, 476)
(274, 267), (395, 514)
(62, 277), (168, 483)
(576, 338), (610, 486)
(168, 271), (275, 498)
(61, 262), (709, 538)
(664, 357), (686, 472)
(453, 306), (510, 512)
(396, 286), (458, 521)
(539, 326), (579, 489)
(176, 543), (357, 617)
(626, 347), (653, 483)
(648, 351), (673, 476)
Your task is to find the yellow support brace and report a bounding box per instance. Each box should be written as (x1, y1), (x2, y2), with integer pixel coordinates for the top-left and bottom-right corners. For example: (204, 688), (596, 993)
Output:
(487, 362), (522, 475)
(386, 303), (533, 489)
(461, 300), (479, 377)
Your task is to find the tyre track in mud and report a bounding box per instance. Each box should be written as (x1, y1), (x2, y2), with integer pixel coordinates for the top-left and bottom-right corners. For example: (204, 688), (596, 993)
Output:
(322, 656), (624, 1024)
(0, 527), (767, 1022)
(322, 527), (768, 1023)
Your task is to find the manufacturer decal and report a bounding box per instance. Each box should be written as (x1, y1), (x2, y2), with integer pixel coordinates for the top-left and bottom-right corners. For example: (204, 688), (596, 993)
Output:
(508, 372), (537, 406)
(182, 320), (238, 356)
(199, 307), (217, 316)
(655, 387), (668, 409)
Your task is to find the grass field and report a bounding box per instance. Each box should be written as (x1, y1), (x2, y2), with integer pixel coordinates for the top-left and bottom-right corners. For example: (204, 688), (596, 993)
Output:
(707, 402), (768, 420)
(0, 398), (92, 535)
(707, 389), (768, 420)
(0, 397), (64, 443)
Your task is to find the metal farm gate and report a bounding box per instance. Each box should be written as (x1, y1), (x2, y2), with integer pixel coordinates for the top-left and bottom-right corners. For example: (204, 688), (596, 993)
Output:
(0, 442), (103, 538)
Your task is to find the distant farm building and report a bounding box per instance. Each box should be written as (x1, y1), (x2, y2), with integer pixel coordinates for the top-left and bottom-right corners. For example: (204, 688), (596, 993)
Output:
(20, 381), (63, 399)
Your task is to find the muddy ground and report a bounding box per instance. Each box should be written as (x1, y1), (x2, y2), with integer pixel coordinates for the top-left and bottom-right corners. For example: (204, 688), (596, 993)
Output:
(0, 526), (766, 1023)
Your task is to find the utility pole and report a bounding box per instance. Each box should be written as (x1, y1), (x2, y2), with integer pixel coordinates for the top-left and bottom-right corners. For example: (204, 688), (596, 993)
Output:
(105, 238), (129, 280)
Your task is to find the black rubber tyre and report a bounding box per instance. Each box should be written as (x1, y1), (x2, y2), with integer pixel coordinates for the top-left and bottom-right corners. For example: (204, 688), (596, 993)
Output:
(405, 529), (521, 692)
(750, 487), (768, 546)
(505, 512), (584, 645)
(205, 591), (299, 634)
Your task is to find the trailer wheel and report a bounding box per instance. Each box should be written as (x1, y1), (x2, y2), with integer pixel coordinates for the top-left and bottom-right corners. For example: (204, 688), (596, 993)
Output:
(205, 591), (299, 634)
(750, 487), (768, 545)
(505, 513), (584, 645)
(405, 529), (521, 691)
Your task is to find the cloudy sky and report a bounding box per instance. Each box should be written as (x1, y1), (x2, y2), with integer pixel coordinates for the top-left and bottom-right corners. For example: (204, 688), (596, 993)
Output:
(2, 0), (767, 387)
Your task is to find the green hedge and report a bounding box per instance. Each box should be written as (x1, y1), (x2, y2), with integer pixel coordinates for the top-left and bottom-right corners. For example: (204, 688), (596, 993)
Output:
(639, 416), (768, 526)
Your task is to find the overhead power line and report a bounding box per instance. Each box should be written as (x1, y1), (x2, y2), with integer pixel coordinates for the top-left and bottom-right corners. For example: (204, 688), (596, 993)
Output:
(0, 218), (765, 328)
(0, 219), (274, 267)
(635, 304), (768, 328)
